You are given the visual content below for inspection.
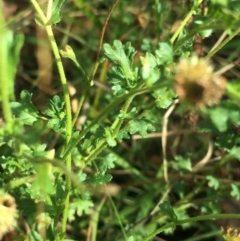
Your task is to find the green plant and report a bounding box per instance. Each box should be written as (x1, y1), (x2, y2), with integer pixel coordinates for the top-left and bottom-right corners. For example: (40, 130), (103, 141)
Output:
(1, 0), (240, 240)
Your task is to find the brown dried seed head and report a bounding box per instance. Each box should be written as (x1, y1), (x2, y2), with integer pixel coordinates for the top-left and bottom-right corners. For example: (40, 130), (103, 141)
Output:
(222, 226), (240, 241)
(174, 56), (226, 107)
(0, 192), (18, 239)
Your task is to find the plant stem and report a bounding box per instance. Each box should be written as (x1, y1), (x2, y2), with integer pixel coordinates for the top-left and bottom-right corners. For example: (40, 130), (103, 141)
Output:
(142, 213), (240, 241)
(82, 93), (136, 164)
(91, 197), (106, 241)
(45, 24), (72, 241)
(112, 94), (135, 135)
(170, 0), (203, 44)
(108, 195), (127, 240)
(71, 59), (93, 127)
(72, 85), (89, 126)
(205, 25), (240, 61)
(30, 0), (72, 239)
(0, 4), (12, 124)
(62, 82), (170, 160)
(45, 25), (72, 241)
(83, 96), (155, 165)
(73, 0), (119, 127)
(46, 0), (53, 21)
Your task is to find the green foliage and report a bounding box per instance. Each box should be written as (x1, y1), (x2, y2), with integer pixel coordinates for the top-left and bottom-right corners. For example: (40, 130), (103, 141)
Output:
(68, 194), (94, 222)
(103, 40), (138, 91)
(43, 95), (66, 134)
(11, 90), (39, 125)
(128, 119), (156, 137)
(206, 175), (220, 190)
(0, 30), (24, 101)
(50, 0), (66, 24)
(171, 156), (192, 174)
(159, 201), (178, 223)
(231, 184), (240, 200)
(1, 1), (240, 241)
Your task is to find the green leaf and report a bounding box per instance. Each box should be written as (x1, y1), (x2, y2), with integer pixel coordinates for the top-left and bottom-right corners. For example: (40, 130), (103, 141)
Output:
(118, 107), (138, 120)
(33, 163), (55, 195)
(68, 195), (94, 221)
(226, 146), (240, 161)
(105, 128), (117, 147)
(227, 81), (240, 102)
(103, 40), (138, 88)
(116, 129), (130, 141)
(0, 30), (24, 101)
(126, 237), (134, 241)
(129, 119), (156, 137)
(210, 0), (228, 6)
(43, 95), (66, 134)
(32, 144), (47, 157)
(140, 52), (157, 80)
(206, 175), (220, 190)
(155, 42), (173, 65)
(193, 16), (212, 38)
(209, 107), (228, 132)
(159, 201), (178, 222)
(230, 184), (240, 200)
(171, 156), (192, 173)
(104, 153), (116, 169)
(153, 87), (175, 109)
(85, 173), (112, 185)
(50, 0), (66, 24)
(11, 90), (39, 125)
(221, 101), (240, 125)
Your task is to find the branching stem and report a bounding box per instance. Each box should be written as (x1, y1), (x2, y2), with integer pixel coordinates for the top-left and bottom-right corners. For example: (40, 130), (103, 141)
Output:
(30, 0), (72, 239)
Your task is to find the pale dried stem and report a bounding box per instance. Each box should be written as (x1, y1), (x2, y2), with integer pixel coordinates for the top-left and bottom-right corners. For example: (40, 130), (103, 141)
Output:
(132, 129), (192, 140)
(210, 31), (227, 53)
(162, 99), (179, 183)
(215, 57), (240, 76)
(193, 140), (213, 172)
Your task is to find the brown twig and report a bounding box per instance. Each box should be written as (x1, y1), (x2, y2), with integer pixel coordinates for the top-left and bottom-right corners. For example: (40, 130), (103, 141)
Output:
(96, 0), (119, 62)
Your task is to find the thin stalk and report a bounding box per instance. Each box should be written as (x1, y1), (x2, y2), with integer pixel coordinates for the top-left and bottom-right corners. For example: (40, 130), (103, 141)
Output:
(84, 141), (106, 164)
(205, 25), (240, 61)
(92, 61), (108, 110)
(142, 213), (240, 241)
(46, 0), (53, 21)
(91, 197), (106, 241)
(170, 0), (203, 43)
(83, 97), (156, 165)
(62, 82), (170, 160)
(112, 94), (135, 135)
(72, 61), (100, 127)
(82, 94), (136, 164)
(108, 195), (127, 240)
(30, 0), (72, 239)
(72, 86), (89, 126)
(45, 24), (72, 241)
(0, 3), (12, 124)
(73, 0), (118, 126)
(71, 57), (92, 127)
(62, 87), (148, 160)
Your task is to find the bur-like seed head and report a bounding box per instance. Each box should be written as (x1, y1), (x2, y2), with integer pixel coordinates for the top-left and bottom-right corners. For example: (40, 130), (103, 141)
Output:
(0, 191), (18, 239)
(174, 56), (226, 107)
(222, 226), (240, 241)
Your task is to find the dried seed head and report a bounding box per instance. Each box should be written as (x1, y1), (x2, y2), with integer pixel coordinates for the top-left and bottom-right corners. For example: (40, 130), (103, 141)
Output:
(222, 226), (240, 241)
(0, 191), (18, 239)
(174, 56), (226, 107)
